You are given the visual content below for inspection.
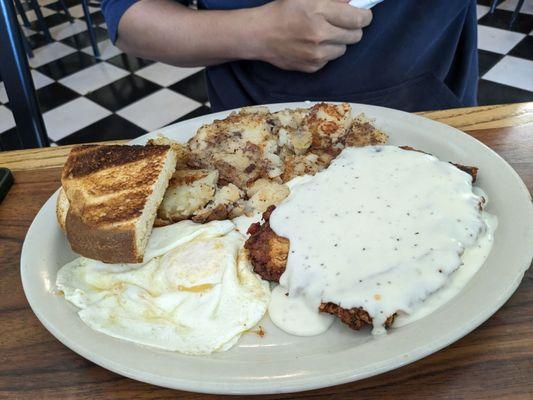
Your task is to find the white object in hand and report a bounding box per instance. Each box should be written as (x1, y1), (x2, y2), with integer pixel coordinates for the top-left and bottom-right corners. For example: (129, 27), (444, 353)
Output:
(349, 0), (384, 9)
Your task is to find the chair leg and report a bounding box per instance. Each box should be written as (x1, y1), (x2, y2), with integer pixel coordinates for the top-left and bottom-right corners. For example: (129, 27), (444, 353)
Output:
(14, 0), (31, 28)
(57, 0), (74, 22)
(509, 0), (525, 28)
(490, 0), (498, 13)
(28, 0), (52, 41)
(81, 0), (100, 58)
(0, 0), (49, 149)
(19, 24), (34, 57)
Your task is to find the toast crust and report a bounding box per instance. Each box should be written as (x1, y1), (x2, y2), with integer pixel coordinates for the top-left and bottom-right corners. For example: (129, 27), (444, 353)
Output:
(56, 188), (69, 233)
(61, 144), (177, 263)
(66, 211), (138, 263)
(62, 144), (171, 179)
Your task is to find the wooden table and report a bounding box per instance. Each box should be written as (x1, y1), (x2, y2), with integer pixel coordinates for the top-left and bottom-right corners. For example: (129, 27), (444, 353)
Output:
(1, 103), (532, 399)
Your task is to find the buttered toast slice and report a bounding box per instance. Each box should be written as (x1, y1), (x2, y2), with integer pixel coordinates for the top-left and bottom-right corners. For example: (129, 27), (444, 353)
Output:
(61, 144), (177, 263)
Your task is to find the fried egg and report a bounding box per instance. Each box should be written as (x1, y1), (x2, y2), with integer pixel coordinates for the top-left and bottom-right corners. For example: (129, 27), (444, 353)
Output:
(56, 220), (270, 355)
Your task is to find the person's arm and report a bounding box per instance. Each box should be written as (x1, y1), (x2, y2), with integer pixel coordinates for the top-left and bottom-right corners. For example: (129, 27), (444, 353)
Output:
(115, 0), (372, 73)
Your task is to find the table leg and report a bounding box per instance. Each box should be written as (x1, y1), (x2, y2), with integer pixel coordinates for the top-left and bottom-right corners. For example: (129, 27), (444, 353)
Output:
(0, 0), (49, 149)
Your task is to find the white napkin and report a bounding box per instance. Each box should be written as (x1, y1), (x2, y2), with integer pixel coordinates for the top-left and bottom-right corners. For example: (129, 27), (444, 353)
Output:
(349, 0), (384, 9)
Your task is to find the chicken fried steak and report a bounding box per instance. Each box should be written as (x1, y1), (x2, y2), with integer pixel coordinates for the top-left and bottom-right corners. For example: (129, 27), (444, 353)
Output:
(245, 157), (480, 331)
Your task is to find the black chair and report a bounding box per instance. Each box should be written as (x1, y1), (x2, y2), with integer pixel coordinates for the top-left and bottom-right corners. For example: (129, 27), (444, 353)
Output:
(0, 0), (106, 150)
(0, 0), (49, 149)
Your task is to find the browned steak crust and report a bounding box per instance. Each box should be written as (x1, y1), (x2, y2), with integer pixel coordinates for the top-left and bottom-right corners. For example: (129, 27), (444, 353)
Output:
(399, 146), (478, 183)
(245, 205), (289, 282)
(319, 302), (395, 330)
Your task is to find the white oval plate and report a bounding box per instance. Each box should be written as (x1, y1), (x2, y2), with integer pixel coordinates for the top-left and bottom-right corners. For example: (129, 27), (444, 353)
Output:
(21, 103), (533, 395)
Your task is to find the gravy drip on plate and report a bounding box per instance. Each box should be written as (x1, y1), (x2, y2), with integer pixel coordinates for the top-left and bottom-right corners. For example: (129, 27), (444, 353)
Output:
(269, 146), (495, 335)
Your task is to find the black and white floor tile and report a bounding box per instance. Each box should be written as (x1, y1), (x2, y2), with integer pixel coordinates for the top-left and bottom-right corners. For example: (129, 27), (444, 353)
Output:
(476, 0), (533, 105)
(1, 0), (532, 150)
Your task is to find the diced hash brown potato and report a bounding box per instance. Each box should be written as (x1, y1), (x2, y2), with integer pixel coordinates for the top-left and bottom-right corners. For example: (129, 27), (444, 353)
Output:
(345, 113), (388, 147)
(304, 102), (353, 154)
(187, 107), (282, 187)
(281, 153), (321, 182)
(157, 169), (218, 224)
(147, 135), (190, 169)
(244, 178), (290, 216)
(271, 108), (312, 156)
(192, 183), (245, 223)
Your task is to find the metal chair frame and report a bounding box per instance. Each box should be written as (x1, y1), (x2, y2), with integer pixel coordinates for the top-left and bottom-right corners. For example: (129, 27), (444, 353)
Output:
(81, 0), (99, 58)
(490, 0), (526, 27)
(27, 0), (52, 40)
(0, 0), (49, 149)
(13, 0), (30, 27)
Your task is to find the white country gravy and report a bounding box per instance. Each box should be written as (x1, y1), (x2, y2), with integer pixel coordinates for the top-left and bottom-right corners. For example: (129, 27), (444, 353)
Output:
(268, 146), (497, 335)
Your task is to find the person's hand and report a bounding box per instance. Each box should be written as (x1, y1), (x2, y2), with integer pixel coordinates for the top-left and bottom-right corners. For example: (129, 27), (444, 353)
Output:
(254, 0), (372, 73)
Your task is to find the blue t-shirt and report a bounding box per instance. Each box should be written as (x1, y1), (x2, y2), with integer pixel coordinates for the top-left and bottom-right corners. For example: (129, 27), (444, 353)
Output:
(102, 0), (478, 112)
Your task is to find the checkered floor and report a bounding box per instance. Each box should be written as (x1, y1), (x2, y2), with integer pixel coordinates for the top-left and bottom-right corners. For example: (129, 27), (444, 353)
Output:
(0, 0), (532, 150)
